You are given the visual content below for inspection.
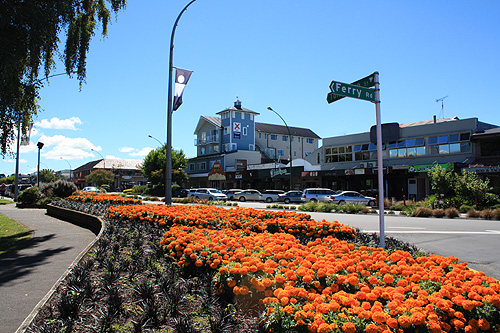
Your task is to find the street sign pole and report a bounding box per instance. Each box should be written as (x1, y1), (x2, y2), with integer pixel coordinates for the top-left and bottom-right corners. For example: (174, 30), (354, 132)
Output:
(374, 72), (385, 249)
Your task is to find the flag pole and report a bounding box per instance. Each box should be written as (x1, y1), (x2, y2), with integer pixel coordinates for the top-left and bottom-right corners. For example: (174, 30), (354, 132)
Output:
(374, 71), (385, 249)
(166, 0), (197, 205)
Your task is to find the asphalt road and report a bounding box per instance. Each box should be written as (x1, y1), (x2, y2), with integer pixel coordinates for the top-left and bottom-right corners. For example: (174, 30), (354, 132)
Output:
(236, 201), (500, 281)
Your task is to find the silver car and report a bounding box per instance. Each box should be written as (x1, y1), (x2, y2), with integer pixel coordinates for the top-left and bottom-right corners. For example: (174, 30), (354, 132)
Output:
(301, 188), (337, 202)
(191, 188), (227, 201)
(233, 189), (262, 202)
(225, 189), (244, 200)
(331, 191), (376, 206)
(260, 190), (286, 203)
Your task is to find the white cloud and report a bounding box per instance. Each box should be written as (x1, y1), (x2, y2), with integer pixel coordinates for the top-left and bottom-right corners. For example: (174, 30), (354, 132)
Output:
(38, 135), (100, 160)
(129, 147), (154, 157)
(35, 117), (83, 130)
(119, 147), (134, 153)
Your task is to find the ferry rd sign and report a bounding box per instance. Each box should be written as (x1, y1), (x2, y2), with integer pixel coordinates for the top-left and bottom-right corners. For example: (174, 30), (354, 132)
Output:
(327, 73), (376, 103)
(328, 80), (375, 102)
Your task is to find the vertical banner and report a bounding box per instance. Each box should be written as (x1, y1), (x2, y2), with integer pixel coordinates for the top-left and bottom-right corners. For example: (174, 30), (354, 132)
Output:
(173, 68), (193, 111)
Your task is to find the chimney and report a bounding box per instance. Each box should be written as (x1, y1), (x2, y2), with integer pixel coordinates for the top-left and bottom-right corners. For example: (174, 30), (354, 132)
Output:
(433, 115), (437, 123)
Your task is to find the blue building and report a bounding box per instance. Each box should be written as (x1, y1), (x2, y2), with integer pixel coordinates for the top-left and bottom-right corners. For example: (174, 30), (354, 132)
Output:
(187, 100), (321, 190)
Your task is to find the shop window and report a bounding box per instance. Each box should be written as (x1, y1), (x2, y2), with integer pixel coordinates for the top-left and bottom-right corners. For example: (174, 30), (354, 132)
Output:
(438, 136), (449, 144)
(449, 143), (461, 154)
(439, 145), (450, 154)
(389, 149), (398, 158)
(416, 146), (426, 156)
(430, 145), (439, 155)
(428, 136), (438, 145)
(449, 134), (460, 143)
(407, 147), (416, 157)
(460, 142), (472, 152)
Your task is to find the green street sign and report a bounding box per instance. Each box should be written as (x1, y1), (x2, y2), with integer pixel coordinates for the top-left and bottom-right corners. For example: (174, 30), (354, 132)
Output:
(326, 73), (376, 104)
(352, 74), (375, 88)
(329, 80), (375, 102)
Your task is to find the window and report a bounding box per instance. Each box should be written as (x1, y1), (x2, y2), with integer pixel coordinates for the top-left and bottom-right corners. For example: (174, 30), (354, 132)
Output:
(250, 114), (253, 121)
(243, 127), (248, 136)
(258, 133), (262, 139)
(306, 138), (314, 144)
(325, 145), (353, 163)
(249, 144), (254, 151)
(189, 163), (195, 171)
(265, 134), (268, 139)
(282, 135), (288, 142)
(241, 112), (245, 119)
(224, 127), (228, 135)
(429, 133), (471, 155)
(294, 150), (296, 157)
(200, 162), (206, 170)
(270, 134), (278, 141)
(278, 149), (284, 156)
(201, 147), (206, 155)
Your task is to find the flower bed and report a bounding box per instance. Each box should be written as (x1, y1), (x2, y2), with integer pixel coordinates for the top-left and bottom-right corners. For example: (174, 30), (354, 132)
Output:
(108, 203), (500, 332)
(68, 191), (142, 205)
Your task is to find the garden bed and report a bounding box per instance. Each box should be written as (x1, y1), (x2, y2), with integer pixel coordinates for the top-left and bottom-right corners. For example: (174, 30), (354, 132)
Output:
(26, 193), (500, 332)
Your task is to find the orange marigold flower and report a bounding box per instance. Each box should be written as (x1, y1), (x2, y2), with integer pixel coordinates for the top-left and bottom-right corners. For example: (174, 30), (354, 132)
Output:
(398, 315), (412, 328)
(341, 322), (356, 333)
(365, 323), (378, 333)
(478, 319), (490, 330)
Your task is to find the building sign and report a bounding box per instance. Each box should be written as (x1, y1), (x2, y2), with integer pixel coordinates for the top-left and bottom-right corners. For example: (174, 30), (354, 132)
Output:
(408, 163), (454, 173)
(463, 166), (500, 173)
(270, 168), (289, 178)
(208, 161), (226, 181)
(302, 171), (319, 177)
(233, 122), (241, 133)
(236, 159), (247, 170)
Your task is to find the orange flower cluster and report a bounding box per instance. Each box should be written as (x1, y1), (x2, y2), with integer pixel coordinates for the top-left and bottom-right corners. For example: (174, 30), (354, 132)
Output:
(112, 204), (500, 332)
(108, 204), (356, 238)
(68, 192), (142, 205)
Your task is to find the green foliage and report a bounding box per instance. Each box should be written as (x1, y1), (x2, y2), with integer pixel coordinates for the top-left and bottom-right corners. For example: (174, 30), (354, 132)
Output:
(52, 179), (78, 198)
(142, 145), (188, 188)
(39, 169), (56, 183)
(459, 204), (475, 213)
(18, 186), (41, 204)
(0, 0), (127, 155)
(85, 169), (115, 186)
(427, 165), (497, 209)
(0, 175), (15, 184)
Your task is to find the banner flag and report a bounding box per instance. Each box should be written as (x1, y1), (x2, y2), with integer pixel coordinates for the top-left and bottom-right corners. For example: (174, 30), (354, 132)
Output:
(20, 123), (33, 146)
(173, 68), (193, 111)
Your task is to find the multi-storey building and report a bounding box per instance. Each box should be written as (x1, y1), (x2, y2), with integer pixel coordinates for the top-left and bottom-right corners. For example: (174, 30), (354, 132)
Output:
(303, 116), (498, 200)
(186, 100), (321, 190)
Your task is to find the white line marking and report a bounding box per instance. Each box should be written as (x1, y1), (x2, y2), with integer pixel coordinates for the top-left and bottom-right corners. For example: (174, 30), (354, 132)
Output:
(362, 230), (500, 235)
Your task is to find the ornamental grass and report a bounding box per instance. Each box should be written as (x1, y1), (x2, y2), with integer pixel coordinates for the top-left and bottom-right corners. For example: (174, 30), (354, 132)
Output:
(106, 203), (500, 332)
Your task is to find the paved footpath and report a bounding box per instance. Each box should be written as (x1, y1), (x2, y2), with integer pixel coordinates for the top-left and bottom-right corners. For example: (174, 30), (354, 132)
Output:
(0, 204), (96, 333)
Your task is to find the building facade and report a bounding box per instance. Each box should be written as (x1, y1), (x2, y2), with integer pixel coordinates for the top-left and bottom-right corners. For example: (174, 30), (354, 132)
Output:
(186, 100), (321, 190)
(72, 158), (146, 190)
(303, 116), (498, 201)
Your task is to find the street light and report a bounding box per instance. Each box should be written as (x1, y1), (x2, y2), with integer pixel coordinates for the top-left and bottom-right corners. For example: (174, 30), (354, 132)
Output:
(37, 142), (44, 187)
(267, 107), (293, 191)
(60, 157), (72, 181)
(148, 134), (164, 146)
(91, 148), (105, 169)
(165, 0), (197, 205)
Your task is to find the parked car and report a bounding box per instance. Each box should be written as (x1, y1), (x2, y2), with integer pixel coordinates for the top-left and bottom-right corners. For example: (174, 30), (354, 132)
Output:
(331, 191), (376, 206)
(233, 189), (262, 202)
(4, 184), (32, 198)
(191, 188), (227, 201)
(277, 191), (304, 204)
(173, 189), (189, 198)
(224, 189), (244, 200)
(260, 190), (286, 203)
(82, 186), (100, 193)
(301, 188), (338, 202)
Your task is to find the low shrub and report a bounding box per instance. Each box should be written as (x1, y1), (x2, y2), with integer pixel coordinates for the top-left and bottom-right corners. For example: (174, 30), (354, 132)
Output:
(459, 204), (475, 213)
(338, 203), (365, 214)
(466, 209), (481, 218)
(432, 208), (445, 218)
(444, 207), (460, 218)
(492, 208), (500, 220)
(51, 180), (78, 198)
(415, 207), (433, 217)
(18, 186), (41, 204)
(480, 209), (493, 220)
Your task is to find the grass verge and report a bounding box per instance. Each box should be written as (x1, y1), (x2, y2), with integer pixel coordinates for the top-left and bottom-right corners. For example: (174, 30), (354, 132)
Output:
(0, 213), (32, 259)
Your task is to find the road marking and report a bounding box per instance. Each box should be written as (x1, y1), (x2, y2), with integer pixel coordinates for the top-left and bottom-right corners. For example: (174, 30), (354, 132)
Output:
(362, 230), (500, 235)
(388, 227), (426, 229)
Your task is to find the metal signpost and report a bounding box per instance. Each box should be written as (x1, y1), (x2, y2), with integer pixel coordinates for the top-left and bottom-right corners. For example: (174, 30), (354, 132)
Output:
(327, 72), (385, 249)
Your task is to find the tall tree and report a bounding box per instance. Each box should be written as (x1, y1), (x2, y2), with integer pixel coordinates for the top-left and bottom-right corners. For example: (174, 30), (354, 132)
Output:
(86, 169), (115, 186)
(0, 0), (127, 155)
(142, 146), (188, 191)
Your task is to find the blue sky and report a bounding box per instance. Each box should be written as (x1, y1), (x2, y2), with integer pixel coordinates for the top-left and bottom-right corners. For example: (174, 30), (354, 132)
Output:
(2, 0), (499, 176)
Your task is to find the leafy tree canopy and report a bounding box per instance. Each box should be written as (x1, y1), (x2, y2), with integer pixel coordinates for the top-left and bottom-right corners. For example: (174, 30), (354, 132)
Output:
(39, 169), (56, 183)
(142, 146), (188, 189)
(86, 169), (115, 186)
(0, 0), (127, 155)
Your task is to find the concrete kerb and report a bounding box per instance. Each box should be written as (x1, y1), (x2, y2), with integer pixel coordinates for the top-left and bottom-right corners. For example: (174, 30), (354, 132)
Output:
(15, 205), (106, 333)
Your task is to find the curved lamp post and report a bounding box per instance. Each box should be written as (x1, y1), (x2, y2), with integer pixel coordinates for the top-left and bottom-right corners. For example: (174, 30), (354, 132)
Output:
(165, 0), (197, 205)
(91, 148), (105, 169)
(60, 157), (72, 181)
(267, 107), (293, 190)
(148, 134), (164, 146)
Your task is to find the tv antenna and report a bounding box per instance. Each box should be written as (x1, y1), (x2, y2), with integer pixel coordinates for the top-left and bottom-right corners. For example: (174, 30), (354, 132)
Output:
(436, 95), (448, 118)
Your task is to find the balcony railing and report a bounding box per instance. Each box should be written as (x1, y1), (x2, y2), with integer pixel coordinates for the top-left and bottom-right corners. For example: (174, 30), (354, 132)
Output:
(194, 134), (220, 146)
